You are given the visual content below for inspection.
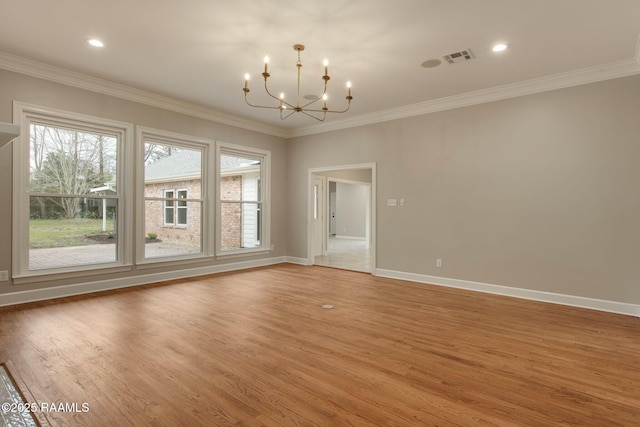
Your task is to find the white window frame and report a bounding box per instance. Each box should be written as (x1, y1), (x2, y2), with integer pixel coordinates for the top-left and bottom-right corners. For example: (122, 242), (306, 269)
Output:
(176, 189), (188, 227)
(136, 127), (213, 265)
(12, 102), (134, 283)
(163, 190), (175, 226)
(161, 189), (188, 227)
(216, 141), (271, 258)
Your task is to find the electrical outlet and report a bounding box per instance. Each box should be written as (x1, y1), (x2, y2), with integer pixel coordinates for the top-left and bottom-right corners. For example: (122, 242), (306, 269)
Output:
(436, 259), (443, 268)
(0, 270), (8, 281)
(270, 244), (275, 251)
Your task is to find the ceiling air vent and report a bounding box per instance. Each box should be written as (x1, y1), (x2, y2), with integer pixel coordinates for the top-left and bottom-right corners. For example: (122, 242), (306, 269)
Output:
(442, 49), (475, 64)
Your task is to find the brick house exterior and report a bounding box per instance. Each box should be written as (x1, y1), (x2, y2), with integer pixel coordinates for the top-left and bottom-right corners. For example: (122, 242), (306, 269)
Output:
(141, 149), (261, 251)
(144, 178), (202, 246)
(220, 176), (242, 250)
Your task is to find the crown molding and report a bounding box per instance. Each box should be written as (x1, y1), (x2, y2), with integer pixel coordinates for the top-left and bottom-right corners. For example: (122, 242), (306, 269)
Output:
(0, 51), (288, 138)
(288, 58), (640, 138)
(2, 50), (639, 141)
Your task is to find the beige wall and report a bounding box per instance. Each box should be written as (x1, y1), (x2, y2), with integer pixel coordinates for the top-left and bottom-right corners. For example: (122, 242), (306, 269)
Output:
(0, 69), (288, 295)
(2, 67), (639, 306)
(288, 75), (640, 304)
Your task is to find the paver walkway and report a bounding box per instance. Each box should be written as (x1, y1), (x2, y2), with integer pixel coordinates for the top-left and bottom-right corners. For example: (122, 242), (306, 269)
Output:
(29, 242), (200, 270)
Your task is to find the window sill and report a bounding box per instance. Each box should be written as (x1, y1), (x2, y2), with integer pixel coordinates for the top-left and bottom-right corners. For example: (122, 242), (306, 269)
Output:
(13, 264), (133, 286)
(136, 254), (214, 269)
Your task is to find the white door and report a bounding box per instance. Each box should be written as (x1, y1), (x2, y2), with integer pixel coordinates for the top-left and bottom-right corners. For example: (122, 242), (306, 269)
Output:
(312, 175), (325, 257)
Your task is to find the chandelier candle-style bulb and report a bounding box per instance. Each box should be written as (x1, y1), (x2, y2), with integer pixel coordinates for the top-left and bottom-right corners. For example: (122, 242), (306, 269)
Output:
(243, 43), (353, 121)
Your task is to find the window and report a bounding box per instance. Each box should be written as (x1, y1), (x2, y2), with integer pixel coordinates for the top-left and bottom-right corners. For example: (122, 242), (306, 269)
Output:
(177, 190), (188, 226)
(138, 127), (212, 261)
(164, 190), (175, 225)
(163, 189), (188, 227)
(216, 142), (270, 256)
(12, 103), (133, 279)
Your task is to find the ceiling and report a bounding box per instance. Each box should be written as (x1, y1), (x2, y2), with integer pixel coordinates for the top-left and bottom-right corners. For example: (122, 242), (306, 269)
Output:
(0, 0), (639, 136)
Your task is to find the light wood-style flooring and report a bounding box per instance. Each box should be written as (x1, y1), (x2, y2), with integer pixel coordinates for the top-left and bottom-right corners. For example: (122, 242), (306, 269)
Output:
(1, 264), (639, 426)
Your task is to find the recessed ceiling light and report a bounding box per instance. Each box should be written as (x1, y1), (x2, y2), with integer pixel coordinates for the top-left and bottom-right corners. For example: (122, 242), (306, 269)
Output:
(492, 43), (508, 53)
(87, 39), (104, 48)
(421, 59), (442, 68)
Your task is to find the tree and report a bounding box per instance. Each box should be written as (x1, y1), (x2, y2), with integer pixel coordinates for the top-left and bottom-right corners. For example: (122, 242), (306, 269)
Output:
(144, 142), (182, 165)
(29, 124), (116, 219)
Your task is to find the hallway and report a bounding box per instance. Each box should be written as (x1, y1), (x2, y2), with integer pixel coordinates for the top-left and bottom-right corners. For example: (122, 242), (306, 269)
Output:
(314, 236), (372, 273)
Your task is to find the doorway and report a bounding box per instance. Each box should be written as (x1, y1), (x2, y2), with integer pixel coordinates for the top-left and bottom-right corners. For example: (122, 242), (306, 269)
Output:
(308, 163), (376, 273)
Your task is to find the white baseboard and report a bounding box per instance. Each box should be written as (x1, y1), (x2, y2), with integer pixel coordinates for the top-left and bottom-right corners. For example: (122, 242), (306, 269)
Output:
(4, 260), (638, 318)
(375, 268), (640, 317)
(333, 235), (366, 240)
(0, 256), (288, 307)
(284, 256), (309, 265)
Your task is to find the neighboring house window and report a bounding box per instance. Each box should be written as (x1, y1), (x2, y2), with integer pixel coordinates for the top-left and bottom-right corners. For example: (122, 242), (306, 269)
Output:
(216, 142), (270, 256)
(12, 102), (133, 280)
(164, 190), (175, 225)
(177, 189), (188, 226)
(138, 127), (211, 261)
(163, 189), (188, 227)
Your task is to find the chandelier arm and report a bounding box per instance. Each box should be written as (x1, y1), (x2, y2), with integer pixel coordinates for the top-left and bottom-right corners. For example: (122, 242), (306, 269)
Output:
(292, 100), (351, 114)
(325, 101), (352, 114)
(263, 80), (297, 110)
(243, 43), (353, 120)
(245, 87), (296, 110)
(244, 95), (287, 110)
(299, 80), (328, 109)
(300, 98), (321, 109)
(299, 109), (327, 121)
(280, 108), (298, 120)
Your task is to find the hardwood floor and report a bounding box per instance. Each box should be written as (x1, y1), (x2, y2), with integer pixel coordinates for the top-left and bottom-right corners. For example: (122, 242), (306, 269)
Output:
(1, 264), (639, 426)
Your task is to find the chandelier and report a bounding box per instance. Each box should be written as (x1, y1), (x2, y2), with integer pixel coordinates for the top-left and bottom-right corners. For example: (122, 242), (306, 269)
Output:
(243, 44), (353, 121)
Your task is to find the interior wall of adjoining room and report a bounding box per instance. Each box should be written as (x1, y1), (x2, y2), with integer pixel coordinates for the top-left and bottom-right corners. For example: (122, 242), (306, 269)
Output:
(287, 74), (640, 305)
(0, 69), (288, 296)
(334, 182), (368, 239)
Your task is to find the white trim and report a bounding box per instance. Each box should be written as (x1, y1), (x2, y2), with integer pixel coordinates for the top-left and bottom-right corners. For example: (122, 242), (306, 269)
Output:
(0, 51), (287, 138)
(375, 268), (640, 318)
(2, 51), (640, 139)
(289, 59), (640, 138)
(136, 126), (215, 263)
(12, 101), (134, 278)
(0, 257), (289, 308)
(333, 235), (367, 240)
(215, 141), (271, 257)
(307, 163), (376, 272)
(284, 256), (309, 265)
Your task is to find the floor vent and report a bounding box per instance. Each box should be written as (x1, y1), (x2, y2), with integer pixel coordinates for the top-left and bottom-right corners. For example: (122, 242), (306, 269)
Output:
(443, 49), (475, 64)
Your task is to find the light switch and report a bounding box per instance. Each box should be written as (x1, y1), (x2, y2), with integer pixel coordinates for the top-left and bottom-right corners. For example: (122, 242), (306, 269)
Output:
(387, 199), (397, 207)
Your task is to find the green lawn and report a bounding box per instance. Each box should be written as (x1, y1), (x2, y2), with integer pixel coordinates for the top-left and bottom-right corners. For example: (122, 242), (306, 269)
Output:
(29, 218), (115, 248)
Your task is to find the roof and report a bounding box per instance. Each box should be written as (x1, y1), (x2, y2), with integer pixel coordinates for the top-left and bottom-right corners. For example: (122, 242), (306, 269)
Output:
(143, 150), (260, 182)
(144, 150), (202, 182)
